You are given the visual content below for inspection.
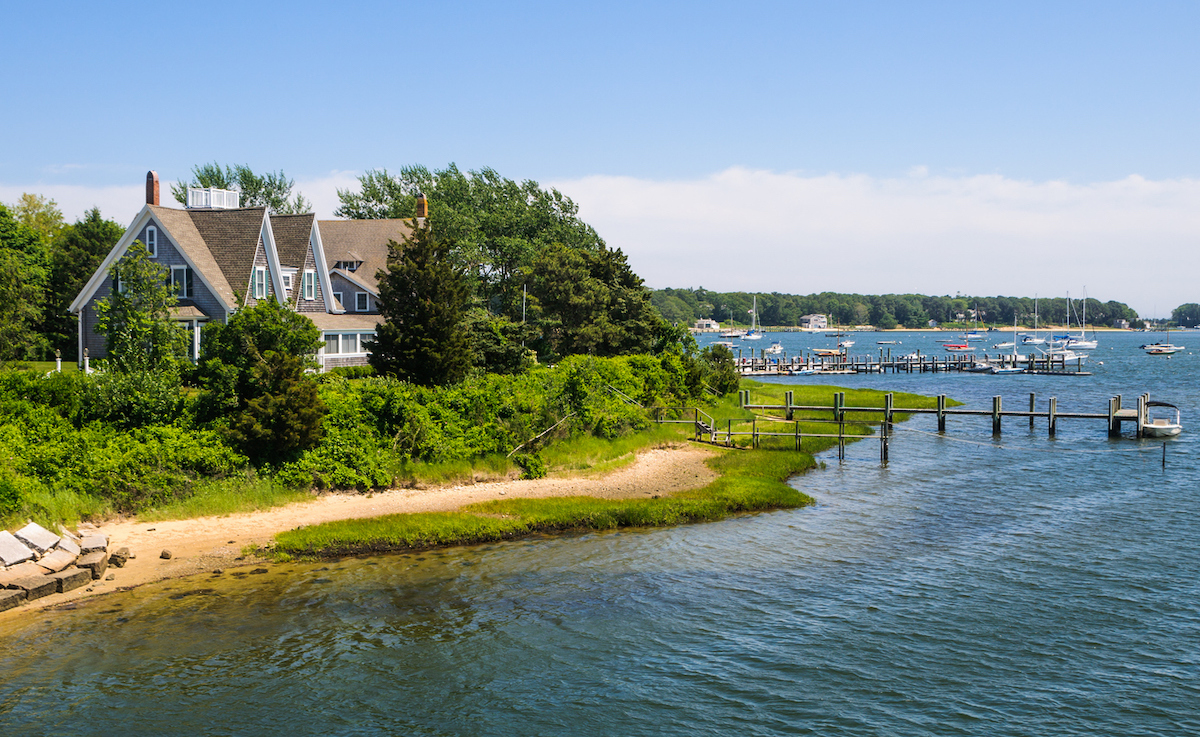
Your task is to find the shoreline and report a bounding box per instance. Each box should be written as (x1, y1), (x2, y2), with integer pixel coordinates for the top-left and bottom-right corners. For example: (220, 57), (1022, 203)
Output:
(1, 444), (720, 619)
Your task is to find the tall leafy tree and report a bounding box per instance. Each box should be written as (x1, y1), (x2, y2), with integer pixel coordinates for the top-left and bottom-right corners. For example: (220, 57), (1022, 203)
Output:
(336, 164), (604, 316)
(171, 162), (311, 214)
(0, 204), (47, 361)
(42, 207), (124, 358)
(94, 243), (189, 372)
(369, 220), (470, 386)
(9, 193), (65, 243)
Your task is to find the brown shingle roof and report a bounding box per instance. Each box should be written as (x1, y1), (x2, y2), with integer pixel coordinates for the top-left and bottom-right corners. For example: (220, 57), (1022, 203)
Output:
(318, 218), (412, 293)
(148, 205), (237, 310)
(270, 213), (315, 270)
(186, 207), (268, 303)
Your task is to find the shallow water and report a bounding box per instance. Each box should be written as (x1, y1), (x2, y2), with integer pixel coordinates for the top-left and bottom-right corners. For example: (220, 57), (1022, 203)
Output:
(2, 332), (1198, 735)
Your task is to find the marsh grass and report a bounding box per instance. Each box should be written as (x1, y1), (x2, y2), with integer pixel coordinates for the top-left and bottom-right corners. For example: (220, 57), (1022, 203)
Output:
(272, 444), (816, 558)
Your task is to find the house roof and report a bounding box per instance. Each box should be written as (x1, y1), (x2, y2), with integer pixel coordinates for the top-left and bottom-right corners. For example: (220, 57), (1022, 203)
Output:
(318, 218), (412, 293)
(148, 205), (238, 309)
(183, 206), (269, 303)
(308, 313), (384, 331)
(270, 213), (315, 270)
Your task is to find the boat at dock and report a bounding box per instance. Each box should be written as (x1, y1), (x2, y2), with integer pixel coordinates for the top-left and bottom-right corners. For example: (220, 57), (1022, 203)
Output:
(743, 296), (764, 340)
(765, 341), (784, 355)
(1142, 401), (1182, 437)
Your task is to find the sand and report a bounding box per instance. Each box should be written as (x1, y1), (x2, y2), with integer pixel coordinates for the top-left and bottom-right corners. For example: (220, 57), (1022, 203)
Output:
(3, 443), (718, 617)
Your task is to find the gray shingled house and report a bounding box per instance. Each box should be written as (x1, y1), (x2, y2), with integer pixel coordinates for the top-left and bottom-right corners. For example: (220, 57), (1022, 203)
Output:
(69, 172), (414, 371)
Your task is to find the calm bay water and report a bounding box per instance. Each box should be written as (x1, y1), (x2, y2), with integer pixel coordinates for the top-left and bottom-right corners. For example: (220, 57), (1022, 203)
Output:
(2, 331), (1198, 735)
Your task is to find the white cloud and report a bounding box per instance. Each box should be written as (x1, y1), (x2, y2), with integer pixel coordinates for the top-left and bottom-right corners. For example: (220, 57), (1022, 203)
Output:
(551, 168), (1200, 316)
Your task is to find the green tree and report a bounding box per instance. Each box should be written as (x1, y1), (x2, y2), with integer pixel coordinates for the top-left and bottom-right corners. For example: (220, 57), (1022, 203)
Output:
(94, 243), (189, 372)
(336, 164), (604, 316)
(223, 351), (326, 463)
(171, 162), (311, 214)
(529, 243), (660, 360)
(198, 297), (322, 400)
(369, 220), (471, 385)
(9, 193), (65, 243)
(42, 207), (124, 358)
(1173, 303), (1200, 328)
(0, 204), (48, 361)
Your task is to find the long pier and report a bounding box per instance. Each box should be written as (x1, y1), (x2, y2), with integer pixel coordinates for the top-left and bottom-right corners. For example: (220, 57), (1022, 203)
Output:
(733, 348), (1089, 377)
(739, 390), (1156, 438)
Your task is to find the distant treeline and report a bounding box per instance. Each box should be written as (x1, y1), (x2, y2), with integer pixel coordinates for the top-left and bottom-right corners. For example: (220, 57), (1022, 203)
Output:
(652, 288), (1143, 329)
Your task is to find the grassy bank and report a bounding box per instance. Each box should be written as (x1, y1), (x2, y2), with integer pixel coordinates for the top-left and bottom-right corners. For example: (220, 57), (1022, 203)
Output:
(271, 381), (945, 558)
(271, 446), (817, 559)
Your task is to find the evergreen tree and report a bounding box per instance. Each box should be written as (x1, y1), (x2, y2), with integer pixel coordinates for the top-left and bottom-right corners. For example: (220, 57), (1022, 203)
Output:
(223, 351), (326, 463)
(369, 220), (470, 385)
(94, 243), (189, 372)
(43, 207), (124, 358)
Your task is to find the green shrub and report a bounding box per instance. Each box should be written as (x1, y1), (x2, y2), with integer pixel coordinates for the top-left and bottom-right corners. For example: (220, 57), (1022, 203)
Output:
(512, 452), (546, 480)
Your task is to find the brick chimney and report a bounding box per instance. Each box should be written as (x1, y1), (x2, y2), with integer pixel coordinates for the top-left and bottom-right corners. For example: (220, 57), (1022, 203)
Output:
(146, 171), (160, 206)
(415, 192), (428, 219)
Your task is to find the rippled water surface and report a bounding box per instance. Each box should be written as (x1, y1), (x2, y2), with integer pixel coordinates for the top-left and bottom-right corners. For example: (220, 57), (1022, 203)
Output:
(2, 332), (1198, 735)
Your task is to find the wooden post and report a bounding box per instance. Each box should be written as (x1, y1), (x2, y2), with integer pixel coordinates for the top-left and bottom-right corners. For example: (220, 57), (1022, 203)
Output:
(1137, 394), (1146, 439)
(1029, 392), (1036, 430)
(694, 408), (699, 441)
(753, 417), (758, 448)
(992, 395), (1002, 435)
(884, 393), (894, 434)
(795, 420), (801, 451)
(937, 394), (947, 432)
(1048, 396), (1057, 437)
(785, 390), (794, 421)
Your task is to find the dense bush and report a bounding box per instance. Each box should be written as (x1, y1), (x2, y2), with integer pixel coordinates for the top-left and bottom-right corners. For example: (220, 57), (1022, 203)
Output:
(0, 349), (725, 520)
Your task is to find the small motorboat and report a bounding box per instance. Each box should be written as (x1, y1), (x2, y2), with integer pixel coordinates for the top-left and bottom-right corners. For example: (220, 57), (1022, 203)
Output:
(877, 340), (900, 345)
(990, 366), (1026, 375)
(1143, 342), (1184, 355)
(943, 342), (973, 353)
(965, 362), (995, 373)
(1143, 401), (1182, 437)
(838, 339), (855, 348)
(765, 341), (784, 355)
(811, 348), (842, 357)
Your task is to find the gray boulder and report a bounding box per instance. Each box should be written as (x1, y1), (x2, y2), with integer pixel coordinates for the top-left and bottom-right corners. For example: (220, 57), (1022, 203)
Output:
(77, 551), (109, 580)
(0, 589), (26, 612)
(14, 523), (60, 554)
(37, 549), (78, 573)
(109, 547), (130, 568)
(79, 534), (108, 555)
(56, 536), (81, 556)
(0, 531), (35, 567)
(48, 567), (92, 593)
(8, 576), (56, 601)
(0, 561), (49, 587)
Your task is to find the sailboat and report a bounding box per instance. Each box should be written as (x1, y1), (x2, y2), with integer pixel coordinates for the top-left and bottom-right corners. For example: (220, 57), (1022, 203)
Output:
(991, 314), (1025, 373)
(1141, 322), (1184, 355)
(1063, 289), (1098, 350)
(743, 296), (764, 340)
(1020, 296), (1045, 345)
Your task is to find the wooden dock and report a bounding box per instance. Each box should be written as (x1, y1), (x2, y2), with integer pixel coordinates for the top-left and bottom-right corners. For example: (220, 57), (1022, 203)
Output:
(732, 348), (1090, 377)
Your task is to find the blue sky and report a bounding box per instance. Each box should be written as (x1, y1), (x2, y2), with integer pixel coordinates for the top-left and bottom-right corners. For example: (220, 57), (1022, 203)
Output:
(4, 1), (1198, 314)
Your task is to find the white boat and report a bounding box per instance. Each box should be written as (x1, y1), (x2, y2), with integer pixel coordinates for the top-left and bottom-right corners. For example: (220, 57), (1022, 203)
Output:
(765, 341), (784, 355)
(838, 339), (855, 348)
(1066, 288), (1099, 350)
(718, 328), (745, 339)
(1142, 323), (1183, 354)
(877, 340), (900, 345)
(712, 340), (735, 349)
(1021, 296), (1045, 344)
(990, 366), (1025, 375)
(743, 296), (764, 340)
(1142, 401), (1182, 437)
(992, 340), (1015, 349)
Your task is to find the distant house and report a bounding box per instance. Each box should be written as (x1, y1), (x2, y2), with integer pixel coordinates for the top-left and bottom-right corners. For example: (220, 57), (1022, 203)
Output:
(693, 318), (720, 331)
(799, 314), (828, 330)
(69, 171), (418, 371)
(1113, 318), (1130, 330)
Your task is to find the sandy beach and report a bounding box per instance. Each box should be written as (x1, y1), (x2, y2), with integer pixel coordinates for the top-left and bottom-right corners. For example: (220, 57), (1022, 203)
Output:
(3, 444), (718, 617)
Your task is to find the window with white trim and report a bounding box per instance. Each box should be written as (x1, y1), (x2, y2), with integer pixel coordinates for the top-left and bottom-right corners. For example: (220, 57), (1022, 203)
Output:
(282, 273), (292, 291)
(171, 266), (192, 298)
(355, 292), (369, 312)
(146, 226), (157, 257)
(333, 291), (343, 309)
(303, 271), (316, 300)
(324, 333), (340, 354)
(253, 267), (266, 299)
(359, 333), (375, 352)
(342, 333), (359, 354)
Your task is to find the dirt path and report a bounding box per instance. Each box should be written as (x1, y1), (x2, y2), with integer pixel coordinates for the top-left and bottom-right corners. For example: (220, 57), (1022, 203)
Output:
(5, 444), (718, 616)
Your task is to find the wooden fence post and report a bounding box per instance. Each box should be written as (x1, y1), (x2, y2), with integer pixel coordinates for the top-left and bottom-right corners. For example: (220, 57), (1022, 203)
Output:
(992, 395), (1002, 435)
(1048, 396), (1057, 437)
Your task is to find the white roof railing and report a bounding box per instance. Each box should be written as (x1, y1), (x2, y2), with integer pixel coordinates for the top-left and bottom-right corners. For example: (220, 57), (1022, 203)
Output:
(186, 187), (240, 209)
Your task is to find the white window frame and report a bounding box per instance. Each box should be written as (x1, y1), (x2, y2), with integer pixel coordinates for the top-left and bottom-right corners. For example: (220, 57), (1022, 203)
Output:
(324, 332), (340, 354)
(146, 226), (157, 257)
(333, 291), (343, 309)
(342, 333), (359, 354)
(303, 271), (316, 301)
(171, 266), (190, 298)
(253, 267), (266, 299)
(355, 292), (369, 312)
(282, 273), (292, 291)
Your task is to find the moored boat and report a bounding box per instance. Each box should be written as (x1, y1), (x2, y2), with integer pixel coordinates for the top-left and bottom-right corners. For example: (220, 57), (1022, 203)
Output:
(1143, 401), (1182, 437)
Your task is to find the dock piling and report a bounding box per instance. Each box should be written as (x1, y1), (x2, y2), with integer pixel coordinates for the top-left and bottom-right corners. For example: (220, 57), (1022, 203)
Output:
(1049, 397), (1057, 437)
(992, 396), (1002, 435)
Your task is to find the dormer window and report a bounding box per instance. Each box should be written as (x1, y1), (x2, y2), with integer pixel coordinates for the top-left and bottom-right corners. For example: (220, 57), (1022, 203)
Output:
(146, 226), (157, 257)
(282, 273), (292, 291)
(253, 267), (266, 299)
(303, 270), (315, 300)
